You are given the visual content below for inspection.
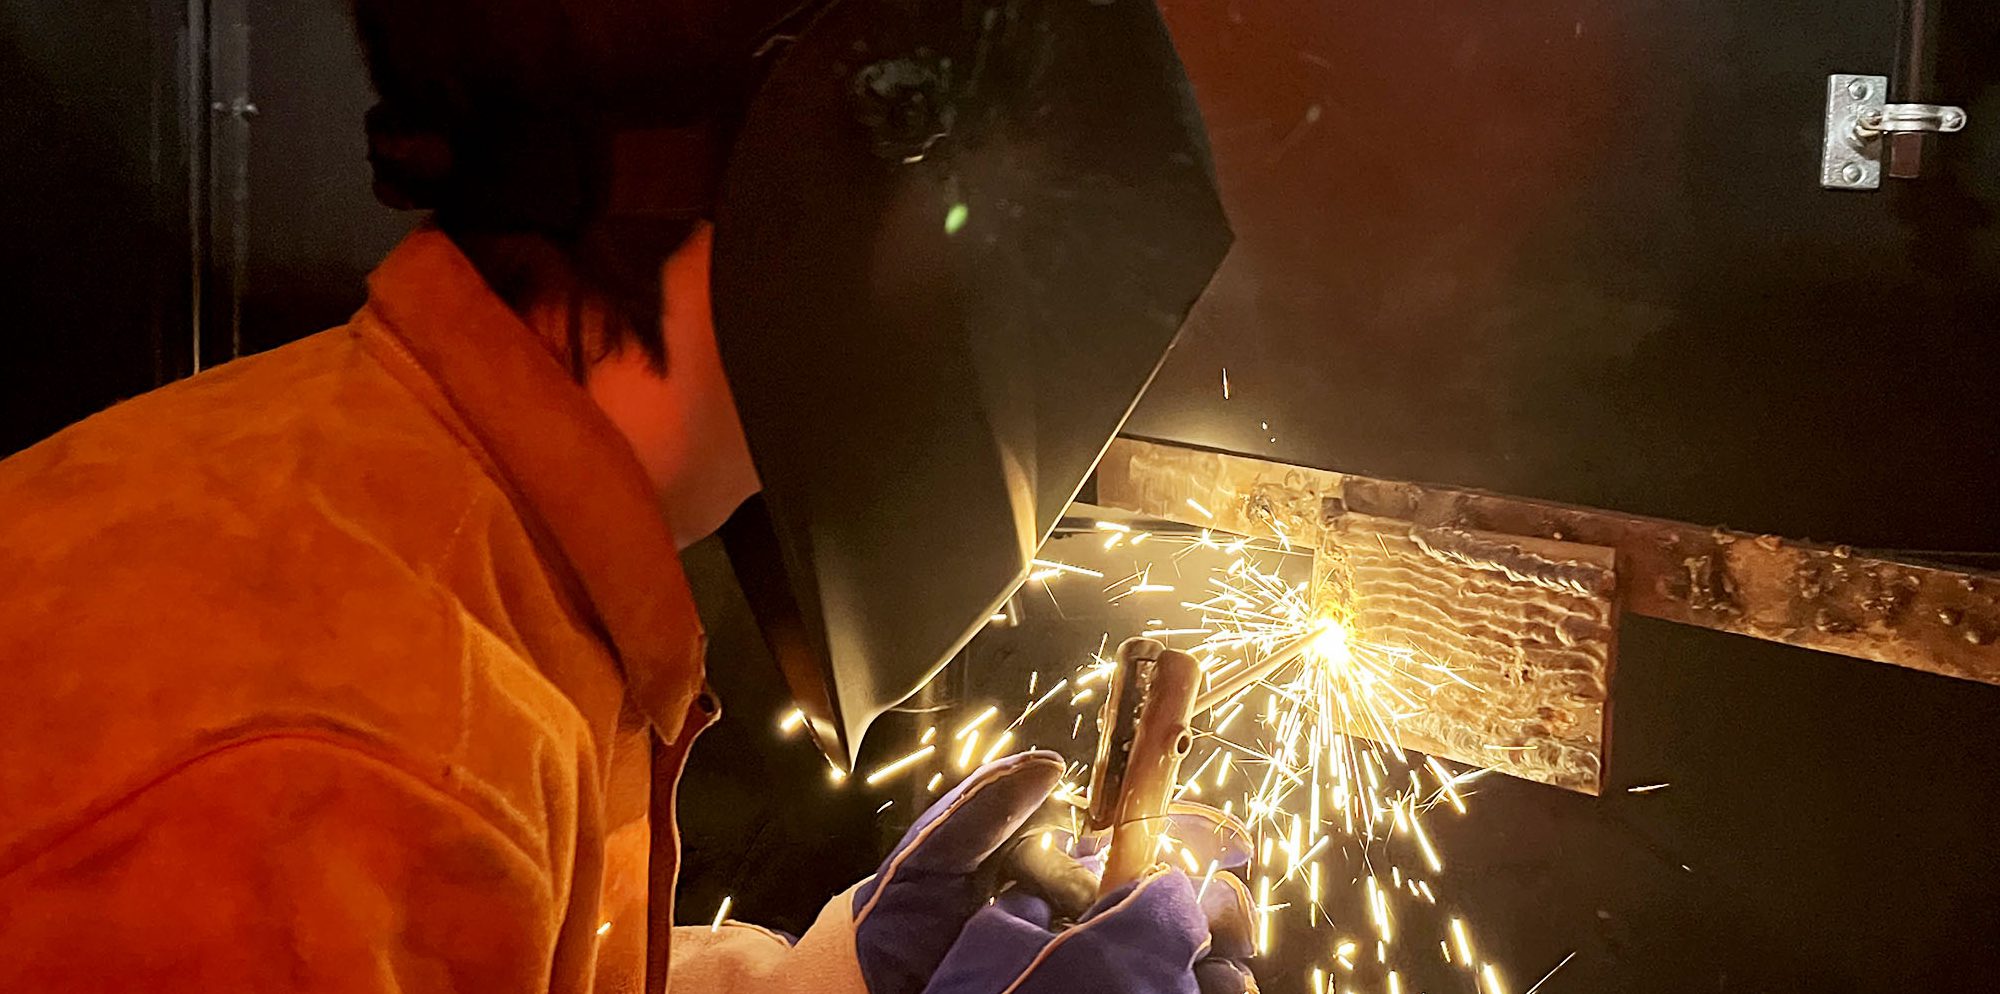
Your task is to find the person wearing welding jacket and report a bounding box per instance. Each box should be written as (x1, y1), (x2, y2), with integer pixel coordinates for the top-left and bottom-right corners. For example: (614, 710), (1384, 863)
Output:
(0, 0), (1258, 991)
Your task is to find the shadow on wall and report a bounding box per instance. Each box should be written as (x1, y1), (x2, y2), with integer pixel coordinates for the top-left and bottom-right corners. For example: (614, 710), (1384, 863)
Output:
(1, 0), (409, 458)
(1, 5), (171, 456)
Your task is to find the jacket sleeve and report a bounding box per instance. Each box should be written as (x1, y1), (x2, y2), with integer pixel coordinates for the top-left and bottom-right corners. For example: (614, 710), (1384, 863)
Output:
(667, 884), (870, 994)
(0, 734), (563, 993)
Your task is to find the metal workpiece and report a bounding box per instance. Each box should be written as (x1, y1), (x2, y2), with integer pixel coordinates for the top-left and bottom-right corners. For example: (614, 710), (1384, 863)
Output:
(1097, 437), (2000, 695)
(1336, 477), (2000, 687)
(1092, 437), (1343, 545)
(1322, 513), (1617, 795)
(1822, 73), (1968, 190)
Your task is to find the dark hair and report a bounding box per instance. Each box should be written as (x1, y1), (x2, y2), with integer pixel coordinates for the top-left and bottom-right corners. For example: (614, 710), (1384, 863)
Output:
(349, 0), (729, 374)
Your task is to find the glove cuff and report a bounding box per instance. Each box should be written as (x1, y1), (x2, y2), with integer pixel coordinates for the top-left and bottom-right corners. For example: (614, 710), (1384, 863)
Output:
(666, 885), (869, 994)
(790, 884), (872, 993)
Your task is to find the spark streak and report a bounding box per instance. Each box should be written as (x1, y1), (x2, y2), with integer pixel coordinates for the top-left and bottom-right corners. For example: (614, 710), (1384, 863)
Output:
(955, 706), (998, 739)
(865, 745), (936, 785)
(1521, 952), (1577, 994)
(980, 731), (1015, 766)
(1032, 558), (1106, 579)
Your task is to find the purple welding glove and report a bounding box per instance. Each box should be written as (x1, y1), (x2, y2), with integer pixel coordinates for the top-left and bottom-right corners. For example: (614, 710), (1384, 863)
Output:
(919, 866), (1259, 994)
(849, 750), (1066, 994)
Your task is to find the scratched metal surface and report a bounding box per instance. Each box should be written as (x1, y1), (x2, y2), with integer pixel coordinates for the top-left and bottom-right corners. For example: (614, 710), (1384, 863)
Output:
(1323, 513), (1615, 795)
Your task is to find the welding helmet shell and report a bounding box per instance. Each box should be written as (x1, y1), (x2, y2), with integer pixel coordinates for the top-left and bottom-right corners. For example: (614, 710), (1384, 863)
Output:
(355, 0), (1228, 769)
(710, 0), (1231, 768)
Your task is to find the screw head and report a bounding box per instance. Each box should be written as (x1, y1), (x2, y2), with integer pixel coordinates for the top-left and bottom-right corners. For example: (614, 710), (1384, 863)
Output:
(1841, 162), (1865, 184)
(1847, 79), (1871, 100)
(1942, 111), (1964, 130)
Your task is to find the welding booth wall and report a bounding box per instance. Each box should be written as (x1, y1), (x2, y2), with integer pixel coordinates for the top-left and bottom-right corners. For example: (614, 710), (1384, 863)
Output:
(4, 1), (1999, 991)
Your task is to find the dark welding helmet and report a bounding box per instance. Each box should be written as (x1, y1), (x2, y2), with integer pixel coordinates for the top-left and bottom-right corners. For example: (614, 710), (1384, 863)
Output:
(707, 0), (1230, 768)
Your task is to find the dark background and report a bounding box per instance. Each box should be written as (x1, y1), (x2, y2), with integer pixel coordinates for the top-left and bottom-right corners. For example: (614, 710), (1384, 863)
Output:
(5, 1), (1997, 991)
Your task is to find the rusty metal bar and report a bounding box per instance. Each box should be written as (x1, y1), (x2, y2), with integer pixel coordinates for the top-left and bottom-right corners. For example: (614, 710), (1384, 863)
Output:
(1338, 476), (2000, 687)
(1095, 437), (2000, 688)
(1092, 438), (1339, 544)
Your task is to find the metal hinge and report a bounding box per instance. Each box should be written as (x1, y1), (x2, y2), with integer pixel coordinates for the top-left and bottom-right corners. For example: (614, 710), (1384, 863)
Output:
(1822, 74), (1967, 190)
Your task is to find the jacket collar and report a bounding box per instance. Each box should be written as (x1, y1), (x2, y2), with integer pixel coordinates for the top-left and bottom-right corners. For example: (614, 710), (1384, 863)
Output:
(358, 226), (706, 741)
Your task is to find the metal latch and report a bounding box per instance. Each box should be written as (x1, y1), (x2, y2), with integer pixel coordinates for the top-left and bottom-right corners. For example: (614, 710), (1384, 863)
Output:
(1822, 74), (1967, 190)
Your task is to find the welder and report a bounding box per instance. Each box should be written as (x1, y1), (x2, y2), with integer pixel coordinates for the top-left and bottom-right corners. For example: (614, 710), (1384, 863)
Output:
(0, 0), (1257, 991)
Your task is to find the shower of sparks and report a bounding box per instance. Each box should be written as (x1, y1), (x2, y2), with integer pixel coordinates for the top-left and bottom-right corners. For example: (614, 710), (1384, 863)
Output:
(770, 523), (1516, 994)
(1094, 533), (1506, 994)
(1626, 782), (1671, 794)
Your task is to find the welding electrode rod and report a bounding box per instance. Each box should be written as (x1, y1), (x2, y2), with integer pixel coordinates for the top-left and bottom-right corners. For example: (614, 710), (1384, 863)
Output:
(1097, 642), (1203, 897)
(1192, 637), (1311, 714)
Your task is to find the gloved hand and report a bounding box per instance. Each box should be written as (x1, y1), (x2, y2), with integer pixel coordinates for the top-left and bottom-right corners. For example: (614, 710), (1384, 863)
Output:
(849, 749), (1067, 994)
(919, 865), (1258, 994)
(669, 755), (1254, 994)
(916, 783), (1258, 994)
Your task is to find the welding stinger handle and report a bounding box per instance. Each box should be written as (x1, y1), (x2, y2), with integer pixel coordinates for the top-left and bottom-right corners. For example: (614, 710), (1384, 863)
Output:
(1086, 637), (1203, 898)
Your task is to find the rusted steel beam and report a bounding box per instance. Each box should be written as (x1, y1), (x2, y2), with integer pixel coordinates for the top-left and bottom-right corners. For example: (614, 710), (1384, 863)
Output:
(1095, 437), (2000, 688)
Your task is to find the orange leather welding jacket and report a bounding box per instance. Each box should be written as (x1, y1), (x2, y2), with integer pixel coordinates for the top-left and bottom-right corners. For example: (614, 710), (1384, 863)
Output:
(0, 229), (720, 992)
